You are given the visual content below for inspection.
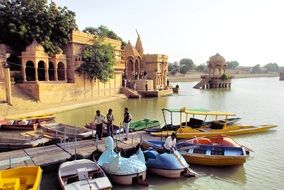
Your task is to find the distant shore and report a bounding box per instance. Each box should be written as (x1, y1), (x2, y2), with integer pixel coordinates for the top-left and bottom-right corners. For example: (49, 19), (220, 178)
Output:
(168, 72), (279, 82)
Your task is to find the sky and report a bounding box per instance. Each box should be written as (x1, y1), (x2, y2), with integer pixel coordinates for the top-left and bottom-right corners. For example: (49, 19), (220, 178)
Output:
(53, 0), (284, 66)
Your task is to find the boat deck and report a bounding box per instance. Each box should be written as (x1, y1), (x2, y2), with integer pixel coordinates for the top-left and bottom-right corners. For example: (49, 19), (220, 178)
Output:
(0, 131), (159, 170)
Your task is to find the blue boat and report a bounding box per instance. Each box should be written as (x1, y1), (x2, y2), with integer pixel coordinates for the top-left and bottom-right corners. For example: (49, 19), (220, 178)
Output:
(144, 148), (193, 178)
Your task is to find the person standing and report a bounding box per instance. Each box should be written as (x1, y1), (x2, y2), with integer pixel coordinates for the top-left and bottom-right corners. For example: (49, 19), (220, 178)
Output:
(123, 107), (132, 140)
(163, 132), (177, 153)
(106, 109), (114, 137)
(94, 110), (105, 140)
(145, 81), (148, 91)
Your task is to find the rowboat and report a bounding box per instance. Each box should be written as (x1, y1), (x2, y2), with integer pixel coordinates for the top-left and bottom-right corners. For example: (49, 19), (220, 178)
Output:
(0, 137), (50, 151)
(96, 136), (147, 185)
(85, 123), (124, 135)
(41, 123), (93, 139)
(150, 107), (277, 138)
(130, 119), (160, 132)
(0, 166), (42, 190)
(5, 114), (56, 123)
(145, 108), (241, 133)
(144, 149), (195, 178)
(58, 159), (112, 190)
(0, 120), (38, 130)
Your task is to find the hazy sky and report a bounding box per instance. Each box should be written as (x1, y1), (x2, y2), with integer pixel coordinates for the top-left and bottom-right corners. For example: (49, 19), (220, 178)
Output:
(53, 0), (284, 66)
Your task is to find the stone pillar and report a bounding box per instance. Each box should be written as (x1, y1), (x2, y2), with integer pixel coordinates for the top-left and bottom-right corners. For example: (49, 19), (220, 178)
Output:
(35, 64), (38, 82)
(4, 67), (12, 105)
(45, 63), (49, 81)
(54, 64), (58, 81)
(22, 62), (27, 82)
(64, 64), (67, 82)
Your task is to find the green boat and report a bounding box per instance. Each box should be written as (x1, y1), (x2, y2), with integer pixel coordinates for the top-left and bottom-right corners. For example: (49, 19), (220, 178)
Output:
(129, 119), (160, 132)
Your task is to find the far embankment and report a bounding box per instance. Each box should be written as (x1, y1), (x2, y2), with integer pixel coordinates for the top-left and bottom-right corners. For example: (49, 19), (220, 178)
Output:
(168, 72), (279, 82)
(0, 82), (127, 118)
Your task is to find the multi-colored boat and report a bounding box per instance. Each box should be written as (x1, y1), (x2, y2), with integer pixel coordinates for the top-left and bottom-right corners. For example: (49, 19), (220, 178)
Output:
(130, 119), (160, 132)
(97, 136), (147, 185)
(177, 143), (246, 166)
(150, 107), (277, 138)
(145, 108), (241, 133)
(58, 159), (112, 190)
(0, 166), (42, 190)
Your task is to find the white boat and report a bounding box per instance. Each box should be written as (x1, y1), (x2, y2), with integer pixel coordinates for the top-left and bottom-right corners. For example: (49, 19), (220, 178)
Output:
(58, 159), (112, 190)
(96, 136), (147, 185)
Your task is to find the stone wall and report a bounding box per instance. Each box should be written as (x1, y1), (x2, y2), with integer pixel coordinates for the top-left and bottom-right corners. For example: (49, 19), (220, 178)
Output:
(17, 71), (122, 103)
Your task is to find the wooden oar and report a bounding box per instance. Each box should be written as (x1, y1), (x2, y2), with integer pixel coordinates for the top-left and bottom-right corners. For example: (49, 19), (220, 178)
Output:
(172, 150), (197, 177)
(242, 145), (254, 155)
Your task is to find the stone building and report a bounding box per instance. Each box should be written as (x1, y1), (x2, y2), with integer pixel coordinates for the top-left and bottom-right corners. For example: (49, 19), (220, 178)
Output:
(194, 53), (232, 89)
(1, 31), (124, 103)
(122, 33), (170, 96)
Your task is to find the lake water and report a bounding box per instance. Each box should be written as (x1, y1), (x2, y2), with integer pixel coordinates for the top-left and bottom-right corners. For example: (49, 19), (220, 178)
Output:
(46, 77), (284, 190)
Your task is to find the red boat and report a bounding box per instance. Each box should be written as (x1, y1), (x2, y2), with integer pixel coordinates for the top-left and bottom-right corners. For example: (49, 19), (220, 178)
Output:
(0, 120), (38, 130)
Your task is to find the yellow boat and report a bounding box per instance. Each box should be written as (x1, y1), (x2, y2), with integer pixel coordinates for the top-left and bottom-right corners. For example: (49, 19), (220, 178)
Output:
(0, 166), (42, 190)
(5, 113), (56, 122)
(151, 107), (277, 138)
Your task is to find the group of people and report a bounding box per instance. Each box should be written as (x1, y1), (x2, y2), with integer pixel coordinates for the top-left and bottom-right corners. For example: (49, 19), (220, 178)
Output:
(93, 107), (132, 141)
(93, 107), (177, 152)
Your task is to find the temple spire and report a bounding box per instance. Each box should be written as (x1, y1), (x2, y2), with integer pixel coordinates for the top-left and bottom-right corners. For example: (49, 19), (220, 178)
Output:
(135, 30), (144, 55)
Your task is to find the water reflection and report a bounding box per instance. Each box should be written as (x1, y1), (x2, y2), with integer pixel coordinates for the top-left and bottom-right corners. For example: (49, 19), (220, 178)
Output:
(53, 77), (284, 190)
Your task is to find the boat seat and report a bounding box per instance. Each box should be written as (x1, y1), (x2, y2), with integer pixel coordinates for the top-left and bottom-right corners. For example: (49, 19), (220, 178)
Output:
(0, 178), (20, 189)
(77, 167), (88, 180)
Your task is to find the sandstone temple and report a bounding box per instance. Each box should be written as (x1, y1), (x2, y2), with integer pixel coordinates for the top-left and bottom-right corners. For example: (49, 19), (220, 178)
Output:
(0, 30), (172, 104)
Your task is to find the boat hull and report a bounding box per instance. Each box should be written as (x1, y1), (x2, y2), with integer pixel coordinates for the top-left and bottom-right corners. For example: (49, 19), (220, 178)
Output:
(147, 168), (186, 178)
(181, 153), (246, 166)
(130, 119), (160, 132)
(106, 171), (146, 185)
(0, 123), (38, 130)
(151, 125), (277, 139)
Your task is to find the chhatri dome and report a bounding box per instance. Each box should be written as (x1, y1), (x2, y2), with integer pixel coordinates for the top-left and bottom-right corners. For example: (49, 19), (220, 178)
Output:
(25, 39), (45, 52)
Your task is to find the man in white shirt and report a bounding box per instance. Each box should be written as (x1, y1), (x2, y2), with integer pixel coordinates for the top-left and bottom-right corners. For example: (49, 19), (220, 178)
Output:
(163, 132), (177, 153)
(94, 110), (105, 140)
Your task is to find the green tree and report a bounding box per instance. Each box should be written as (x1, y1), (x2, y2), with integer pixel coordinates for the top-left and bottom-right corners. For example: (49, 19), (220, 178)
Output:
(76, 37), (116, 83)
(83, 25), (126, 47)
(180, 65), (188, 74)
(168, 62), (179, 75)
(227, 61), (239, 69)
(195, 64), (206, 72)
(251, 64), (261, 73)
(0, 0), (77, 56)
(179, 58), (195, 73)
(264, 63), (279, 72)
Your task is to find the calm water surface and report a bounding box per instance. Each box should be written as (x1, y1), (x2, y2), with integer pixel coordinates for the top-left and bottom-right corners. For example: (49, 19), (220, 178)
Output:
(45, 77), (284, 190)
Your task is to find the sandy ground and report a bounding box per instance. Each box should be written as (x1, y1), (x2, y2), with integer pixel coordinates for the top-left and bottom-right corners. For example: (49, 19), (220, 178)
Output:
(0, 83), (127, 118)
